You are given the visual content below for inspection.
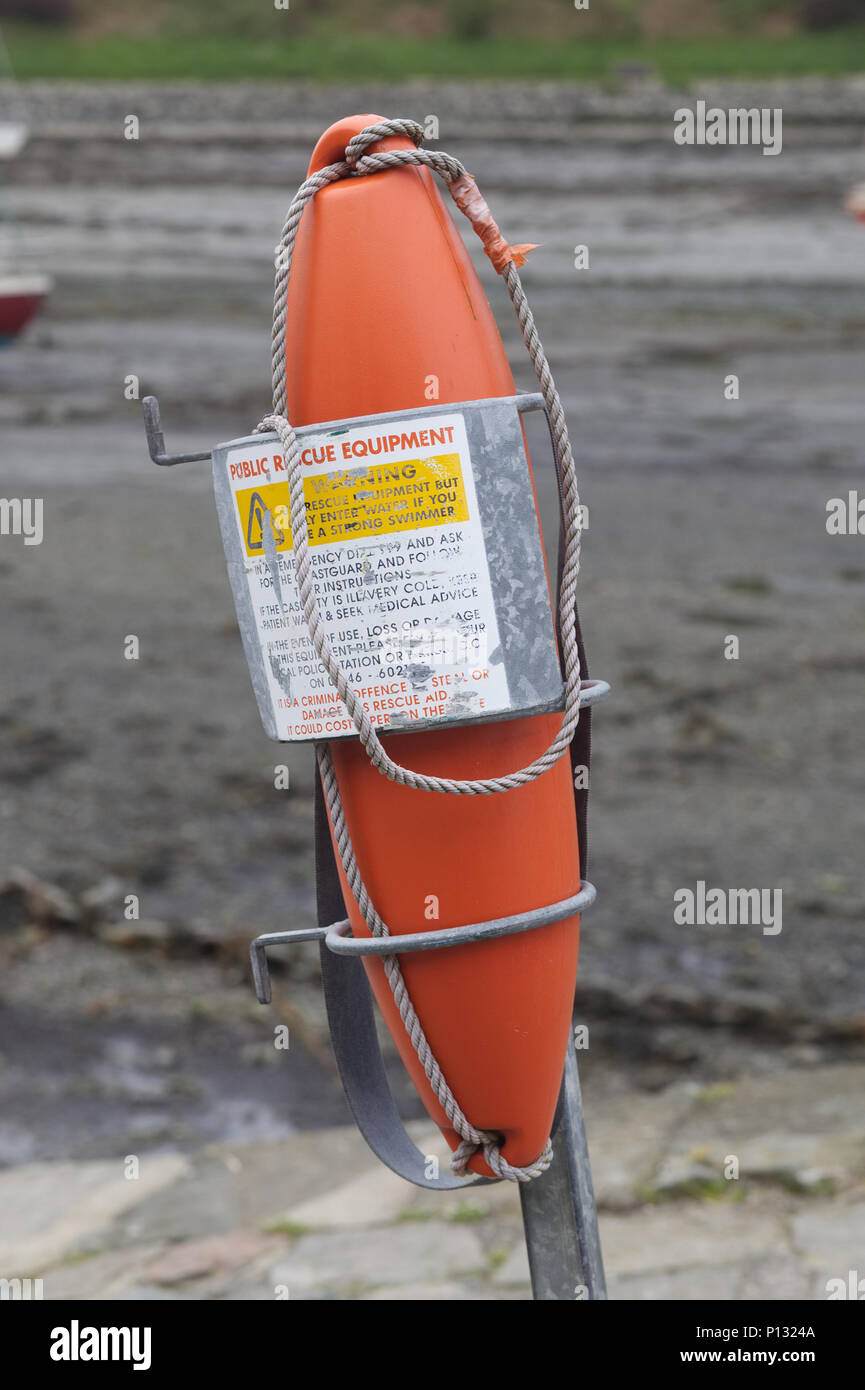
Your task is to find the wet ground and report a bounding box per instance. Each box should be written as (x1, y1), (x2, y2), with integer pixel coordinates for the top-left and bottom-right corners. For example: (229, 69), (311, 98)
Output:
(1, 81), (865, 1164)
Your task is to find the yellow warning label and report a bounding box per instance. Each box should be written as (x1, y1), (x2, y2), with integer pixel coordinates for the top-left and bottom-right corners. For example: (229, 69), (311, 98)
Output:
(237, 453), (469, 557)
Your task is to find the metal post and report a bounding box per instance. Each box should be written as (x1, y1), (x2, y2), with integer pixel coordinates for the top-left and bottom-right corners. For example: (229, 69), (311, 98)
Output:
(519, 1028), (607, 1300)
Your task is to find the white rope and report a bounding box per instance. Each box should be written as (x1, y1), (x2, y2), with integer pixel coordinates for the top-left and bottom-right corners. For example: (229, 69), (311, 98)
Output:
(257, 118), (584, 1180)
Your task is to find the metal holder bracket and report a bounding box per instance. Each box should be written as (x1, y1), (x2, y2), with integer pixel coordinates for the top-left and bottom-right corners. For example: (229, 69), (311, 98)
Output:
(251, 675), (609, 1003)
(141, 389), (554, 470)
(141, 389), (555, 470)
(144, 387), (608, 1293)
(142, 395), (211, 466)
(252, 881), (596, 1004)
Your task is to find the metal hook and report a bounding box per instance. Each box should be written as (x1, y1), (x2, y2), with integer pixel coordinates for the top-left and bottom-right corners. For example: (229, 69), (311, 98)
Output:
(250, 926), (329, 1004)
(142, 395), (212, 466)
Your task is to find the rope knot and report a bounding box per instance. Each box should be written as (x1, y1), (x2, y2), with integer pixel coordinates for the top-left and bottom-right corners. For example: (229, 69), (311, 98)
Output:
(451, 1135), (555, 1183)
(344, 117), (425, 168)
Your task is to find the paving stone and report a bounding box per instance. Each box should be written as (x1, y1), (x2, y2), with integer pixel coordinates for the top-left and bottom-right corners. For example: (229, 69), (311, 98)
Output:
(734, 1253), (814, 1302)
(670, 1066), (865, 1148)
(738, 1132), (865, 1190)
(362, 1281), (486, 1300)
(491, 1243), (531, 1287)
(0, 1154), (189, 1272)
(399, 1177), (522, 1224)
(103, 1127), (386, 1248)
(653, 1156), (724, 1193)
(144, 1230), (281, 1285)
(598, 1198), (790, 1277)
(607, 1264), (739, 1301)
(3, 1065), (862, 1302)
(270, 1222), (485, 1292)
(40, 1245), (166, 1301)
(497, 1241), (809, 1301)
(656, 1130), (865, 1195)
(282, 1164), (409, 1230)
(111, 1284), (197, 1300)
(495, 1204), (798, 1295)
(588, 1085), (699, 1209)
(791, 1201), (865, 1271)
(211, 1277), (285, 1301)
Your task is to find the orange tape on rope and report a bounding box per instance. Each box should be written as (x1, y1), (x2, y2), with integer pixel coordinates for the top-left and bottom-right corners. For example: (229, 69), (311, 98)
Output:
(449, 173), (539, 275)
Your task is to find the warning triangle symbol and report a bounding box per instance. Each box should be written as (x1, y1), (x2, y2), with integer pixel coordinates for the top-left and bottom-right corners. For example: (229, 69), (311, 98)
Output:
(246, 493), (266, 551)
(246, 492), (285, 552)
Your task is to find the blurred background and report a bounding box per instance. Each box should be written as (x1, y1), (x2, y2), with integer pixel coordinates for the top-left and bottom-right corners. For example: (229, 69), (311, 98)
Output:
(1, 0), (864, 1299)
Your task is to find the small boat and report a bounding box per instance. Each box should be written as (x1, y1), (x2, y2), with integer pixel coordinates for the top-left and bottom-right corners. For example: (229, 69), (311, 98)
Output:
(0, 38), (52, 344)
(845, 182), (865, 225)
(0, 270), (51, 343)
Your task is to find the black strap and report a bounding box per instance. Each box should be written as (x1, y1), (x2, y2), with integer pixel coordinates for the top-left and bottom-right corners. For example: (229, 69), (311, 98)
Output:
(315, 775), (492, 1188)
(555, 491), (591, 876)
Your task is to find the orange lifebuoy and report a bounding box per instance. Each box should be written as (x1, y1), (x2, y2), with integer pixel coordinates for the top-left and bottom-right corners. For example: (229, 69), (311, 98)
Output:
(285, 115), (582, 1178)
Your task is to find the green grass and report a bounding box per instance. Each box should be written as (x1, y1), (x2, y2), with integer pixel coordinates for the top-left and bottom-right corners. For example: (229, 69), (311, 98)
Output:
(449, 1200), (490, 1223)
(5, 27), (865, 83)
(638, 1177), (749, 1204)
(696, 1081), (738, 1103)
(260, 1217), (309, 1237)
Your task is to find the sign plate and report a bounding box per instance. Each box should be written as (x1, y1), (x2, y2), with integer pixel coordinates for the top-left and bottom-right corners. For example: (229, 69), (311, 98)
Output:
(212, 395), (564, 742)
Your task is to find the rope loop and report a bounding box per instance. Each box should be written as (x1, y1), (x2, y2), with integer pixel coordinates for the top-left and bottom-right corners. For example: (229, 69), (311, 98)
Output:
(345, 116), (424, 166)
